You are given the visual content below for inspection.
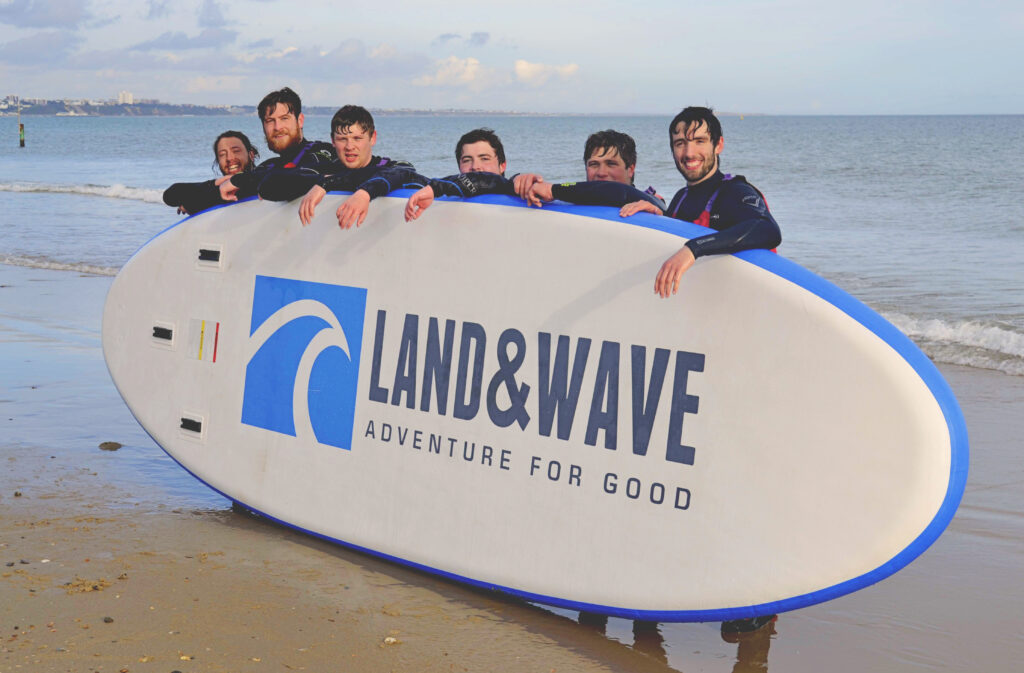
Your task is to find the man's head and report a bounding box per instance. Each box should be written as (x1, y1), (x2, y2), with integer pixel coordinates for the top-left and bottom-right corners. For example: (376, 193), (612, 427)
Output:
(456, 128), (506, 175)
(258, 87), (304, 154)
(584, 130), (637, 185)
(212, 130), (259, 175)
(669, 106), (723, 185)
(331, 105), (377, 170)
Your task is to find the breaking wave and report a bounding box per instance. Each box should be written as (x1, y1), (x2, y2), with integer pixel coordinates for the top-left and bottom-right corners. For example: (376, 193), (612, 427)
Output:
(885, 311), (1024, 377)
(0, 181), (163, 204)
(0, 254), (118, 277)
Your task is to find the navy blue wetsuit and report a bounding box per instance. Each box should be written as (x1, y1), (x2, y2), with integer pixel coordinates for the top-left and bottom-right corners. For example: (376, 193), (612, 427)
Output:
(666, 170), (780, 258)
(258, 156), (425, 202)
(162, 139), (335, 215)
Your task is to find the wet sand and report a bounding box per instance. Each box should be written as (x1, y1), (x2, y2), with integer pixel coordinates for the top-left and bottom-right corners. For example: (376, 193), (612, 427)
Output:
(3, 263), (1023, 672)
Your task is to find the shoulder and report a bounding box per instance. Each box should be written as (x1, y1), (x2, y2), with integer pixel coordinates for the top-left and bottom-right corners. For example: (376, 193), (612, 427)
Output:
(377, 157), (415, 169)
(310, 141), (336, 161)
(720, 176), (768, 209)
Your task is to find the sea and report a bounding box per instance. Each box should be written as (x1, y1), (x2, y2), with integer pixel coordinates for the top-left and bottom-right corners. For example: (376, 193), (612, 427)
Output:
(2, 114), (1024, 672)
(2, 113), (1022, 377)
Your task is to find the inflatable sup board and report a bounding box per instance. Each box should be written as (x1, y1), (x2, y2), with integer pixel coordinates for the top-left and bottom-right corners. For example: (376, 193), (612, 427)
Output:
(102, 192), (968, 621)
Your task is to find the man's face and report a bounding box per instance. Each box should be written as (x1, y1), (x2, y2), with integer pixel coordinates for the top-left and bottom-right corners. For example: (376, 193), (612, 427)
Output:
(458, 141), (506, 175)
(333, 123), (377, 169)
(585, 147), (635, 184)
(671, 121), (723, 185)
(262, 103), (304, 154)
(215, 136), (252, 175)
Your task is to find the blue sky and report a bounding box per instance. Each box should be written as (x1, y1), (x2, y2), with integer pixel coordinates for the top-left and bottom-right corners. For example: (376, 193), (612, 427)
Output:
(1, 0), (1021, 114)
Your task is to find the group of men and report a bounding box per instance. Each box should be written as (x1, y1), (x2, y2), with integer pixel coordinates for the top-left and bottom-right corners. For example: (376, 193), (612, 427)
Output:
(163, 87), (782, 633)
(164, 86), (780, 296)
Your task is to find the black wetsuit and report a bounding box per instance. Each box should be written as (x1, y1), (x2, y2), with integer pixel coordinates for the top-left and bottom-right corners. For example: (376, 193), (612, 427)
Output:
(258, 156), (425, 202)
(425, 172), (665, 212)
(161, 139), (336, 215)
(550, 181), (665, 211)
(425, 172), (515, 198)
(665, 170), (780, 258)
(162, 178), (225, 216)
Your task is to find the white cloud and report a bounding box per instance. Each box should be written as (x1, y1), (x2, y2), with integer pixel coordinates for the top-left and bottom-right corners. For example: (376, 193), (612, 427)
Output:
(185, 75), (242, 93)
(413, 55), (494, 88)
(513, 59), (578, 86)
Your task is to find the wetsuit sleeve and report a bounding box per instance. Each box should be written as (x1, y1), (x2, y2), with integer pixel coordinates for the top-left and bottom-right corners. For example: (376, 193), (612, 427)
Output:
(355, 163), (428, 199)
(257, 167), (324, 202)
(162, 180), (225, 215)
(427, 172), (515, 198)
(550, 181), (666, 211)
(252, 142), (338, 201)
(684, 182), (781, 259)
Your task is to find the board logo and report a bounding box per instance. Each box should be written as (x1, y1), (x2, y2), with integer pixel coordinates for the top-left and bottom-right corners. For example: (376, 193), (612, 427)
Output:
(241, 275), (367, 450)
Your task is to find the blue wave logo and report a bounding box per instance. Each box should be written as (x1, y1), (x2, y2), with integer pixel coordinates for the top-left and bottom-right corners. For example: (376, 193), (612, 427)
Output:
(241, 276), (367, 450)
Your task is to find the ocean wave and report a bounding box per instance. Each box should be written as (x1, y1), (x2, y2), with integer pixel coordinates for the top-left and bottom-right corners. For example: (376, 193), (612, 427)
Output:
(1, 254), (118, 277)
(885, 312), (1024, 377)
(0, 181), (164, 204)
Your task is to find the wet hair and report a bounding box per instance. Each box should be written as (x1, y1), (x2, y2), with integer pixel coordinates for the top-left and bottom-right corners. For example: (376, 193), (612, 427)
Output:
(455, 128), (506, 167)
(669, 106), (722, 146)
(584, 130), (638, 183)
(211, 130), (259, 175)
(331, 105), (375, 137)
(258, 87), (302, 120)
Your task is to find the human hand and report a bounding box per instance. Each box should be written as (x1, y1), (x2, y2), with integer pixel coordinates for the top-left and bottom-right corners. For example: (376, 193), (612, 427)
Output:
(218, 177), (239, 202)
(299, 185), (327, 226)
(526, 182), (554, 207)
(654, 246), (696, 298)
(512, 173), (544, 204)
(405, 185), (435, 222)
(620, 200), (661, 218)
(336, 189), (371, 229)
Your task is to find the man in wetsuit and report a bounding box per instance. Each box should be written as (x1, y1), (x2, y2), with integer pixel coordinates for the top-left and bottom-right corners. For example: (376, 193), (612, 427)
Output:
(405, 129), (663, 221)
(217, 87), (336, 204)
(162, 130), (260, 215)
(258, 105), (424, 229)
(621, 106), (780, 299)
(521, 129), (664, 210)
(404, 128), (514, 221)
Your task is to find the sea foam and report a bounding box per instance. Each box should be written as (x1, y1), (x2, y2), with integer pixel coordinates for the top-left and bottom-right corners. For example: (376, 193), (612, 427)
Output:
(0, 254), (118, 277)
(885, 311), (1024, 377)
(0, 181), (164, 204)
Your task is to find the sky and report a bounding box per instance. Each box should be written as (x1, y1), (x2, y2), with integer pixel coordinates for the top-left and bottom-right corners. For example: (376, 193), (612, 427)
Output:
(1, 0), (1022, 114)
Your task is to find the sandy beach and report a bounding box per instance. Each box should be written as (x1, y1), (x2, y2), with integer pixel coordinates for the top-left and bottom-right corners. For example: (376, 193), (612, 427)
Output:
(3, 263), (1023, 673)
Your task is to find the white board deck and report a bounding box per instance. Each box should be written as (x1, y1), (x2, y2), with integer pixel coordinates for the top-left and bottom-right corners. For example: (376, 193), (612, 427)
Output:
(102, 192), (968, 621)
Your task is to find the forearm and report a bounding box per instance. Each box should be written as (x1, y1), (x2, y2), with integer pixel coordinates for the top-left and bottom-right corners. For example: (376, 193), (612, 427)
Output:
(162, 180), (223, 214)
(551, 181), (665, 211)
(357, 167), (428, 199)
(257, 168), (322, 202)
(427, 172), (514, 199)
(685, 215), (781, 259)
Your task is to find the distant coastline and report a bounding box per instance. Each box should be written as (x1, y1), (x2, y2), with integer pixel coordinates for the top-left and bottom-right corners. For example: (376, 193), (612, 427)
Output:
(0, 96), (755, 118)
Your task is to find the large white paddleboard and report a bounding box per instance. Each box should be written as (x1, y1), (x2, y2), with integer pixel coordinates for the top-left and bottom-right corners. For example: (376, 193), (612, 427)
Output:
(103, 192), (968, 621)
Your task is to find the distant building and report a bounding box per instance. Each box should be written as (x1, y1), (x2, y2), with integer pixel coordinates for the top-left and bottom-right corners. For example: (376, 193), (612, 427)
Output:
(118, 90), (134, 105)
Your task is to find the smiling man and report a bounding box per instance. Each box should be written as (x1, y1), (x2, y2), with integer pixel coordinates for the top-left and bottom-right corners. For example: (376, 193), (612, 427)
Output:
(622, 107), (781, 299)
(218, 87), (335, 203)
(258, 105), (424, 228)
